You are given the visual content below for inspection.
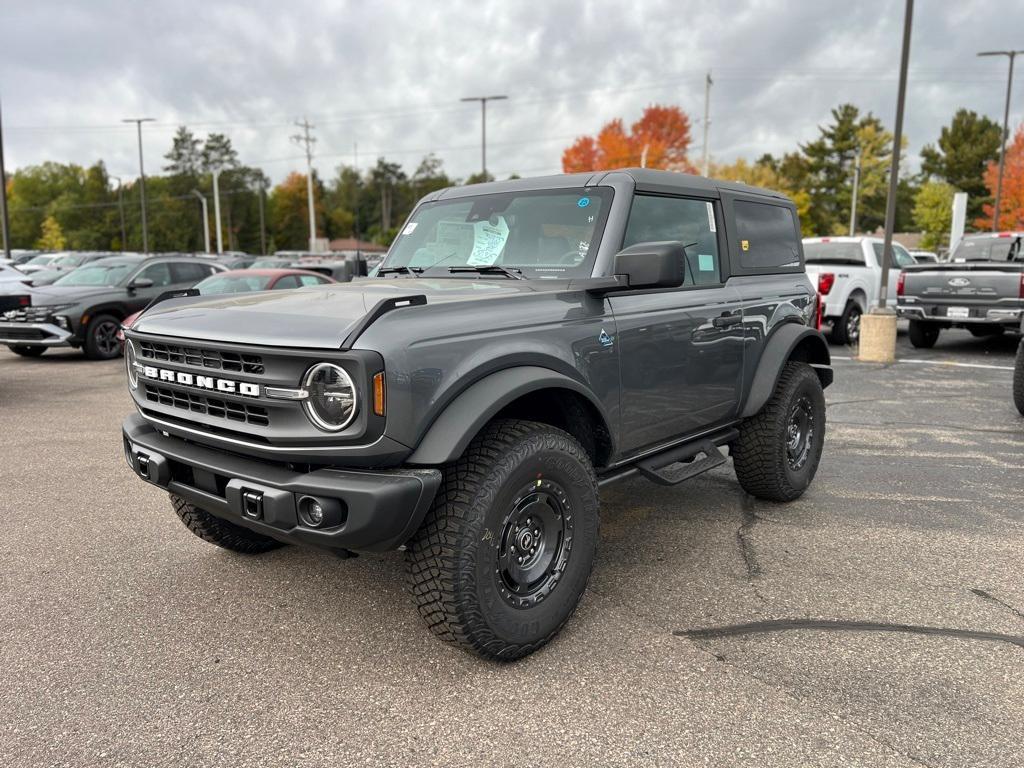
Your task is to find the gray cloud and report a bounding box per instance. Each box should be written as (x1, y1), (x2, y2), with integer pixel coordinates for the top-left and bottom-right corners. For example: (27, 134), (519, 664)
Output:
(2, 0), (1023, 185)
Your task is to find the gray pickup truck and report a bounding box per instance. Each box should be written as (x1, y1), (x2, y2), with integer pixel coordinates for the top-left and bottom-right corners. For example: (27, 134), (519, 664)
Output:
(121, 169), (832, 660)
(897, 232), (1024, 348)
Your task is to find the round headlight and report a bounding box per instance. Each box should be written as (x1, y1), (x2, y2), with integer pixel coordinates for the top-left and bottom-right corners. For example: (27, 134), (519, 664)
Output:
(302, 363), (357, 431)
(125, 339), (139, 390)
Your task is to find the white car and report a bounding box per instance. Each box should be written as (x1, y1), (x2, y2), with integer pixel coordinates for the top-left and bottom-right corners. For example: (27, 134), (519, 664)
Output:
(802, 236), (916, 345)
(0, 262), (29, 286)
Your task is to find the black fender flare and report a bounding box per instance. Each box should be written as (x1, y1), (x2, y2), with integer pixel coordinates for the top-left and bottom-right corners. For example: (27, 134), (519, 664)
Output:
(740, 324), (833, 418)
(405, 366), (611, 466)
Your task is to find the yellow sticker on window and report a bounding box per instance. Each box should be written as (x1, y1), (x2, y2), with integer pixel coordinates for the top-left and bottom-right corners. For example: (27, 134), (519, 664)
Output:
(741, 239), (750, 251)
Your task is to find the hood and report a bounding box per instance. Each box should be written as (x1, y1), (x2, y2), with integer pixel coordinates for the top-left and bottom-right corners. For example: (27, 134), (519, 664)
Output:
(132, 277), (573, 348)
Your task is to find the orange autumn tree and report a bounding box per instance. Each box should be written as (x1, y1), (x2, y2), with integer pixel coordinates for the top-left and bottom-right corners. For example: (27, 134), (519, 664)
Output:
(562, 105), (697, 174)
(976, 123), (1024, 230)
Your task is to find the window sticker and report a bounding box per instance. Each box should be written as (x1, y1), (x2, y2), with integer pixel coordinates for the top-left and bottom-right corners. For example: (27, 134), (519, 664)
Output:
(706, 201), (716, 232)
(577, 197), (591, 208)
(467, 216), (510, 266)
(402, 222), (418, 236)
(698, 254), (716, 272)
(741, 239), (750, 251)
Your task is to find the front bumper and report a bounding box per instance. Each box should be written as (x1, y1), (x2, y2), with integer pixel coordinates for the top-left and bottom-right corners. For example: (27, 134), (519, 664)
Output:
(122, 413), (441, 553)
(0, 322), (73, 347)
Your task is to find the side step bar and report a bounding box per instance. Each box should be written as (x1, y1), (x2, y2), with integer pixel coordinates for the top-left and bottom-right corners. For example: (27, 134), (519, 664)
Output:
(599, 428), (739, 488)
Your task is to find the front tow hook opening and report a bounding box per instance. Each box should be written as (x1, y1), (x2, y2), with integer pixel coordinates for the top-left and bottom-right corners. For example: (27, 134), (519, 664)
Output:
(241, 490), (264, 521)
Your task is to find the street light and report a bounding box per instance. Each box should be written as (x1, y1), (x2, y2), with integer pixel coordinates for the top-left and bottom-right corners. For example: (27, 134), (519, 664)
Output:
(191, 189), (211, 254)
(210, 168), (224, 254)
(109, 175), (127, 251)
(122, 117), (155, 251)
(460, 95), (507, 179)
(977, 49), (1024, 231)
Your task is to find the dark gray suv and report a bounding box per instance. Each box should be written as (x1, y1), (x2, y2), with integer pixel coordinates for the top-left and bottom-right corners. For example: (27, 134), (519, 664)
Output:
(0, 255), (223, 359)
(121, 169), (832, 659)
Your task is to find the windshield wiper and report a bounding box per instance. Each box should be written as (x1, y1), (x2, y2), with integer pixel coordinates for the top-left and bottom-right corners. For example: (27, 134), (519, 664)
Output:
(376, 266), (423, 277)
(447, 265), (524, 280)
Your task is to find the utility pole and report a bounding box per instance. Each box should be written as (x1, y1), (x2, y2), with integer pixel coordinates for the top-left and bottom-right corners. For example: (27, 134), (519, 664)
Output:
(353, 141), (361, 248)
(191, 189), (210, 253)
(977, 49), (1023, 232)
(210, 168), (224, 254)
(291, 117), (318, 252)
(701, 71), (713, 177)
(255, 180), (267, 255)
(849, 148), (862, 236)
(111, 175), (127, 250)
(0, 97), (12, 260)
(460, 95), (507, 179)
(122, 117), (154, 252)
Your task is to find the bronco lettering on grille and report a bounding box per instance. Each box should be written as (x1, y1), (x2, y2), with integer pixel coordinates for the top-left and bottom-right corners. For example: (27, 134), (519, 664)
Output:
(141, 365), (260, 397)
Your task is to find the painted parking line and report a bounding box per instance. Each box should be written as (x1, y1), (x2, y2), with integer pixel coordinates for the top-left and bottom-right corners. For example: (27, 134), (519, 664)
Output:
(831, 355), (1014, 371)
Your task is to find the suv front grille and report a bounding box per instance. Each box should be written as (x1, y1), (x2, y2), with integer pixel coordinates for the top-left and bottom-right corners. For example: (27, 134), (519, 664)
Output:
(1, 307), (51, 323)
(143, 383), (270, 427)
(139, 341), (264, 375)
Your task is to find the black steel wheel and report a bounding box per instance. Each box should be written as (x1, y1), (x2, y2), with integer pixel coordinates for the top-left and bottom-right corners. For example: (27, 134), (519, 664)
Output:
(785, 395), (815, 472)
(84, 314), (122, 360)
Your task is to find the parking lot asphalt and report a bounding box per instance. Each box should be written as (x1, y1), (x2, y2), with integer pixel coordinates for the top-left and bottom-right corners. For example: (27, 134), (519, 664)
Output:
(1, 326), (1022, 768)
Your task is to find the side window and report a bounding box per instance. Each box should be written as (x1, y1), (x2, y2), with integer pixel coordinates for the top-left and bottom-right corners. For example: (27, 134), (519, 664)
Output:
(170, 262), (212, 284)
(298, 274), (325, 286)
(622, 195), (720, 285)
(732, 200), (801, 272)
(136, 262), (173, 287)
(272, 275), (300, 289)
(872, 242), (915, 268)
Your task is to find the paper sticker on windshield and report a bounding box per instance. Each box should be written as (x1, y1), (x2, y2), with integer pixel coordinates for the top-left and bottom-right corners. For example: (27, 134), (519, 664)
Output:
(698, 254), (715, 272)
(402, 222), (418, 236)
(741, 239), (750, 251)
(466, 217), (510, 266)
(706, 202), (716, 232)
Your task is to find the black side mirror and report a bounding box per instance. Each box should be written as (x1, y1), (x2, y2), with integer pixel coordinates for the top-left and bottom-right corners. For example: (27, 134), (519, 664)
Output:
(612, 241), (686, 290)
(128, 277), (154, 292)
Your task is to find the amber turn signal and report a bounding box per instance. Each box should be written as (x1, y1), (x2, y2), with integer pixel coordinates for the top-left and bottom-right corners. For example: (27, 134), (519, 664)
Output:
(372, 372), (385, 416)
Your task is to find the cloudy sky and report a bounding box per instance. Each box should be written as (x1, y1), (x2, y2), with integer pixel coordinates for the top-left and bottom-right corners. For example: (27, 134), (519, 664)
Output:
(2, 0), (1023, 185)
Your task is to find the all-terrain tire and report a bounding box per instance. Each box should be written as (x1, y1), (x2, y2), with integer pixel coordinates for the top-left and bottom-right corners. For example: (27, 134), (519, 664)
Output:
(1014, 339), (1024, 417)
(406, 419), (599, 661)
(908, 320), (939, 349)
(732, 362), (826, 502)
(830, 300), (862, 345)
(7, 344), (46, 357)
(170, 494), (285, 554)
(83, 313), (122, 360)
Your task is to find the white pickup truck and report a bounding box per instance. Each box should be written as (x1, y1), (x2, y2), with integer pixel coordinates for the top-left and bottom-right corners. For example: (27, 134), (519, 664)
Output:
(802, 236), (916, 344)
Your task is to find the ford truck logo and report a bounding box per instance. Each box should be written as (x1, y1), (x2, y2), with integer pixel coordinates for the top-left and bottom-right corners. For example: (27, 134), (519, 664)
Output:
(140, 365), (260, 397)
(948, 277), (971, 288)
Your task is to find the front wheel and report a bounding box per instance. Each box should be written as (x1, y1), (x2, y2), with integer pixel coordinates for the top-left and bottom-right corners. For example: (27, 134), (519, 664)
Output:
(908, 320), (940, 349)
(406, 419), (599, 661)
(732, 362), (826, 502)
(1014, 340), (1024, 417)
(7, 344), (46, 357)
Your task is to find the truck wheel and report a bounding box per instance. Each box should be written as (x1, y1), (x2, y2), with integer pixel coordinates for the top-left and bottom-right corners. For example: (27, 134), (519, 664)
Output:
(7, 344), (46, 357)
(170, 494), (285, 554)
(1014, 340), (1024, 417)
(830, 301), (862, 345)
(967, 324), (1004, 338)
(406, 419), (599, 661)
(83, 313), (122, 360)
(908, 320), (939, 349)
(733, 362), (826, 502)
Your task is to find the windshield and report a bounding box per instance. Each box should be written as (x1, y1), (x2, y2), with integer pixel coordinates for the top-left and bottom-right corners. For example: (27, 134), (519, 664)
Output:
(194, 273), (273, 293)
(950, 235), (1022, 262)
(382, 187), (613, 278)
(803, 242), (866, 265)
(25, 254), (57, 266)
(53, 254), (88, 267)
(251, 258), (291, 268)
(53, 263), (135, 287)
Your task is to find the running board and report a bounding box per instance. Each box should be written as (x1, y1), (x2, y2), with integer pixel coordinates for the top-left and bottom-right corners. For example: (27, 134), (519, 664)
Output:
(634, 431), (737, 486)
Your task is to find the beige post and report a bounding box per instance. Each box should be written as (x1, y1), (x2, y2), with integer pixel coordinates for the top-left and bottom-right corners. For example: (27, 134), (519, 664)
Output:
(858, 308), (898, 363)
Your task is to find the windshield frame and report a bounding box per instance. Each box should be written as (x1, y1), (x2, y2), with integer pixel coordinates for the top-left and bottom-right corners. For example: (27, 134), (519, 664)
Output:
(380, 186), (615, 280)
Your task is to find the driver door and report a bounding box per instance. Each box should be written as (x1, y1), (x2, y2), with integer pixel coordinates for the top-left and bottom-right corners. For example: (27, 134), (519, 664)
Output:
(125, 261), (174, 312)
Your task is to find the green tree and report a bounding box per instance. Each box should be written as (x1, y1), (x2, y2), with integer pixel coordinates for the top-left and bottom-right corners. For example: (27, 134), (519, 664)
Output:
(37, 215), (66, 249)
(269, 172), (322, 250)
(164, 126), (203, 176)
(920, 109), (1001, 221)
(913, 181), (955, 251)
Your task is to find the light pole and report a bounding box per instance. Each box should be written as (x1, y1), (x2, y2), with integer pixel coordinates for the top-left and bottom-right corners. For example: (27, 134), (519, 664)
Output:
(210, 168), (224, 254)
(122, 117), (154, 251)
(849, 148), (862, 236)
(460, 95), (507, 179)
(0, 96), (11, 259)
(254, 180), (267, 256)
(191, 189), (210, 253)
(977, 49), (1023, 231)
(110, 175), (127, 250)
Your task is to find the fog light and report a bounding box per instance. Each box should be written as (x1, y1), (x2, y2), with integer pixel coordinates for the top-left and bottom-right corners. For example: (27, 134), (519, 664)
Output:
(55, 315), (70, 329)
(307, 501), (324, 526)
(297, 495), (345, 529)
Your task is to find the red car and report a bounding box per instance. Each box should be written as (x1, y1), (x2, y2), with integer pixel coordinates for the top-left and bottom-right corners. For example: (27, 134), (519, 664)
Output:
(117, 268), (335, 345)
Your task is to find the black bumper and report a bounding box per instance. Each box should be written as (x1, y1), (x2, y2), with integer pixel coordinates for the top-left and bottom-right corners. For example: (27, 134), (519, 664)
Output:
(122, 413), (441, 553)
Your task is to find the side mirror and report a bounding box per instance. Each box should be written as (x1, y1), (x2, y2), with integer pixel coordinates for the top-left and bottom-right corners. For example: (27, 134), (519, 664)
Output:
(611, 241), (686, 290)
(128, 277), (154, 291)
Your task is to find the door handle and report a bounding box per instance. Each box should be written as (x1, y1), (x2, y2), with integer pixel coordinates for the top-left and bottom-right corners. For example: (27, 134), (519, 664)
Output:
(712, 312), (743, 328)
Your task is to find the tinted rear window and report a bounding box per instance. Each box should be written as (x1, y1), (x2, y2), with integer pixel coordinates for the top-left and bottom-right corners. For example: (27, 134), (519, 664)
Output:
(803, 242), (866, 265)
(733, 201), (801, 271)
(950, 236), (1021, 262)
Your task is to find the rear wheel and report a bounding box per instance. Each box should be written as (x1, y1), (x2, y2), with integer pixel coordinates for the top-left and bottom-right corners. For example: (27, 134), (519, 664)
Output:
(7, 344), (46, 357)
(1014, 340), (1024, 417)
(967, 324), (1005, 338)
(908, 320), (940, 349)
(830, 300), (862, 345)
(170, 495), (285, 554)
(733, 362), (826, 502)
(84, 313), (122, 360)
(406, 419), (599, 661)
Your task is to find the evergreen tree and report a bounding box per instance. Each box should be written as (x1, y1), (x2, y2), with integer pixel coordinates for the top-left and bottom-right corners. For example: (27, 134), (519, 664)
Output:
(920, 109), (1002, 221)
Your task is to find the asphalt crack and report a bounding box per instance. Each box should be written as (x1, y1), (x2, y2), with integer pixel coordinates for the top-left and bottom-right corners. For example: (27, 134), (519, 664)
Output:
(736, 497), (767, 604)
(970, 588), (1024, 623)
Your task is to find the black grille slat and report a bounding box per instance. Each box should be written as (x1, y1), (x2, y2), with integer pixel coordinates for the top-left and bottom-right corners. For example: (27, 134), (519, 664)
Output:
(139, 341), (265, 375)
(144, 384), (269, 427)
